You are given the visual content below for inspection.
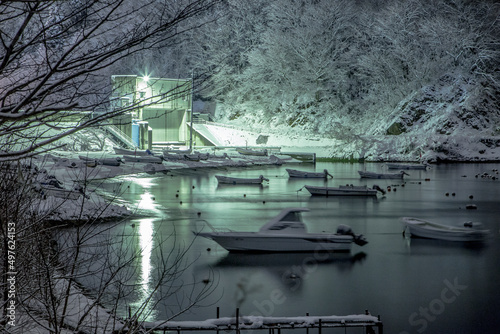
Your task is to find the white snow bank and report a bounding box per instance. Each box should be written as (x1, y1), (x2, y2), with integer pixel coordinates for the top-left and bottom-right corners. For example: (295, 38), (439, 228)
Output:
(14, 277), (124, 334)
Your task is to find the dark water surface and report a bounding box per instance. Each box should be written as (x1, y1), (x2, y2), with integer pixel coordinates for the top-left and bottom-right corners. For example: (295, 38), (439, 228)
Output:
(87, 163), (500, 333)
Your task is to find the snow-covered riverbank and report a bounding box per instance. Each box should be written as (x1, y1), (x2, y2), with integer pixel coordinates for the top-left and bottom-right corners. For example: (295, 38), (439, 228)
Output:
(28, 146), (290, 223)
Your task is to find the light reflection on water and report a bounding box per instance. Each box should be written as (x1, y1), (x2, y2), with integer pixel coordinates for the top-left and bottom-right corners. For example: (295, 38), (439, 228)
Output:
(128, 218), (156, 319)
(85, 163), (500, 333)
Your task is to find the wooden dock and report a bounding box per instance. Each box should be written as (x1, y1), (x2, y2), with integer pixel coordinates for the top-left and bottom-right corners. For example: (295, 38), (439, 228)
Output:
(118, 309), (383, 334)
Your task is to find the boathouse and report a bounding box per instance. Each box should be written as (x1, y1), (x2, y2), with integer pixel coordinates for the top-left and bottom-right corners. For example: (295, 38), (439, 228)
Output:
(109, 75), (192, 149)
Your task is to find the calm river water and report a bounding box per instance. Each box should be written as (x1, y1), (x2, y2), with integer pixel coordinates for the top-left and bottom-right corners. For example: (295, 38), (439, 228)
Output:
(86, 162), (500, 333)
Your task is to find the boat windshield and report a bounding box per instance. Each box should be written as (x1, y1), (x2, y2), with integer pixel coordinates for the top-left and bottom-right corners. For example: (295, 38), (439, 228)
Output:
(281, 211), (302, 222)
(259, 208), (308, 234)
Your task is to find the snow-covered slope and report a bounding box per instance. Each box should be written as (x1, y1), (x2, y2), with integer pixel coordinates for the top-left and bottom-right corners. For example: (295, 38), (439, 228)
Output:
(379, 73), (500, 137)
(215, 72), (500, 162)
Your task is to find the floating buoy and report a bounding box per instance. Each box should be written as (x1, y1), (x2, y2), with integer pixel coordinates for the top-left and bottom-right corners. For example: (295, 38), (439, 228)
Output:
(131, 223), (135, 228)
(197, 212), (201, 216)
(152, 197), (155, 200)
(192, 186), (195, 189)
(466, 204), (477, 210)
(469, 195), (474, 199)
(207, 247), (211, 252)
(263, 201), (266, 204)
(452, 193), (456, 196)
(243, 194), (246, 197)
(445, 193), (449, 196)
(180, 201), (183, 205)
(425, 178), (431, 181)
(176, 194), (179, 197)
(202, 278), (210, 284)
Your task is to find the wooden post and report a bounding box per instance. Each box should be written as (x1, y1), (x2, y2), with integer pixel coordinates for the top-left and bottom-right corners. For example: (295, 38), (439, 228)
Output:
(236, 308), (240, 334)
(305, 313), (309, 334)
(378, 315), (383, 334)
(216, 307), (220, 334)
(318, 319), (322, 334)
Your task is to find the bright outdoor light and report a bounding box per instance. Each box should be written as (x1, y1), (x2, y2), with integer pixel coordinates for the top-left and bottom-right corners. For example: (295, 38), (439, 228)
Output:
(143, 75), (149, 82)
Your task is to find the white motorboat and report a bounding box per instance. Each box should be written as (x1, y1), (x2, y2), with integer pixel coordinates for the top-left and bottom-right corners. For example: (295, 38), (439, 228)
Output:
(194, 208), (368, 252)
(215, 175), (269, 184)
(358, 170), (408, 179)
(304, 184), (385, 196)
(286, 168), (333, 178)
(401, 217), (491, 242)
(236, 147), (268, 156)
(386, 163), (428, 170)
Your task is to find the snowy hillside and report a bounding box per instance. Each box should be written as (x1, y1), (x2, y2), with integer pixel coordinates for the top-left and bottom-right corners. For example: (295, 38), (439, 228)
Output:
(379, 73), (500, 137)
(214, 72), (500, 163)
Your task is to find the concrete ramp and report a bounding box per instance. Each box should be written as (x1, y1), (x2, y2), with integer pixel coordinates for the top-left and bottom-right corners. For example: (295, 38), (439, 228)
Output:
(190, 123), (223, 146)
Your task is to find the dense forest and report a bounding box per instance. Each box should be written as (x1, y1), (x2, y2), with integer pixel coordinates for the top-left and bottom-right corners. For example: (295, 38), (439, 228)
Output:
(198, 0), (499, 137)
(119, 0), (500, 139)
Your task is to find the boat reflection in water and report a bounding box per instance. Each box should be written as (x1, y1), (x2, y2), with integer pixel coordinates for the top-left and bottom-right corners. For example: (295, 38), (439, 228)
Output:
(214, 252), (367, 291)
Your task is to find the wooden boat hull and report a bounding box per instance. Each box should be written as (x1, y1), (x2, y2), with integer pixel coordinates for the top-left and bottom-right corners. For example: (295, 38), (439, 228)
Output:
(114, 146), (152, 156)
(386, 163), (428, 170)
(163, 148), (191, 154)
(40, 186), (81, 200)
(286, 169), (332, 178)
(305, 185), (378, 196)
(123, 155), (163, 164)
(236, 147), (268, 156)
(79, 155), (120, 166)
(358, 171), (407, 179)
(215, 175), (269, 184)
(401, 217), (490, 242)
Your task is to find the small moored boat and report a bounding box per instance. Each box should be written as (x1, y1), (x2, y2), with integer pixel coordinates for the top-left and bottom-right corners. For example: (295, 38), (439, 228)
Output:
(163, 147), (191, 155)
(79, 155), (121, 166)
(386, 163), (428, 170)
(215, 175), (269, 185)
(358, 170), (408, 179)
(114, 146), (153, 156)
(236, 147), (268, 156)
(123, 155), (163, 164)
(401, 217), (491, 242)
(194, 208), (367, 252)
(304, 184), (385, 196)
(286, 168), (333, 178)
(38, 185), (81, 200)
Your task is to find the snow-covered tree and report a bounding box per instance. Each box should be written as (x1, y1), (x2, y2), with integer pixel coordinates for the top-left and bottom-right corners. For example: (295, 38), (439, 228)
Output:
(0, 0), (222, 162)
(197, 0), (499, 137)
